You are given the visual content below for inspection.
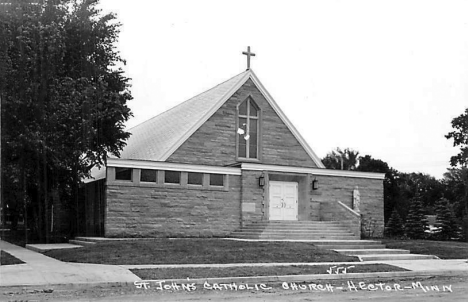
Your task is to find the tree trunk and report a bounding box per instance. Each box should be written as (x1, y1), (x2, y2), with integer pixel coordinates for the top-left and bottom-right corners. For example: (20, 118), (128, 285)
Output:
(36, 151), (45, 242)
(43, 146), (49, 243)
(464, 168), (468, 242)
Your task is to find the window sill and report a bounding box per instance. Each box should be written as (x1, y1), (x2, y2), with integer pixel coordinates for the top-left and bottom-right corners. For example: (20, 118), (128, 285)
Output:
(108, 182), (229, 192)
(236, 158), (261, 163)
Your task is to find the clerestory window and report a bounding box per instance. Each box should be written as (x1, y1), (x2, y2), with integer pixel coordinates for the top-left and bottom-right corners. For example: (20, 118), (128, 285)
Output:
(237, 97), (259, 159)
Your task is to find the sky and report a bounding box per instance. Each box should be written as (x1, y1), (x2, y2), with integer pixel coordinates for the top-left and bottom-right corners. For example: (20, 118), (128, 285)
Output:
(99, 0), (468, 179)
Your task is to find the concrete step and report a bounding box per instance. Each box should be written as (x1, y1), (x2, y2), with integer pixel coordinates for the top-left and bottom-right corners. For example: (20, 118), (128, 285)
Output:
(232, 231), (355, 235)
(26, 243), (82, 252)
(69, 239), (97, 246)
(234, 230), (354, 236)
(250, 220), (346, 226)
(230, 220), (359, 241)
(358, 254), (439, 261)
(312, 240), (381, 246)
(74, 236), (107, 243)
(241, 226), (350, 231)
(230, 235), (361, 240)
(315, 244), (386, 249)
(335, 249), (410, 255)
(241, 225), (349, 229)
(260, 233), (355, 237)
(254, 235), (359, 240)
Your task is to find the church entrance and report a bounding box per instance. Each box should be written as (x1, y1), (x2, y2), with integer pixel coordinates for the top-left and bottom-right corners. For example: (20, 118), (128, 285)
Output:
(269, 181), (298, 220)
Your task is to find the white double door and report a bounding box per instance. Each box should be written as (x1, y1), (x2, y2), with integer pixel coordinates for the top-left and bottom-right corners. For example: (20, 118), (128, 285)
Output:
(269, 181), (298, 220)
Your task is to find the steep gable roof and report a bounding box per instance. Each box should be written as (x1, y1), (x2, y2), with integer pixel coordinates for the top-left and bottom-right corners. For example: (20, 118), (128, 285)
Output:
(115, 70), (325, 168)
(116, 70), (250, 161)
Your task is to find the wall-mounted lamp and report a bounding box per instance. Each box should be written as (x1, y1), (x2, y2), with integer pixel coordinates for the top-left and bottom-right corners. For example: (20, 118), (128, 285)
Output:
(312, 178), (319, 190)
(259, 175), (265, 187)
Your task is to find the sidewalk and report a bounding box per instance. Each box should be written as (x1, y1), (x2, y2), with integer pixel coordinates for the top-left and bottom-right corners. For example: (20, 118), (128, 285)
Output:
(1, 239), (468, 288)
(0, 240), (140, 287)
(368, 259), (468, 272)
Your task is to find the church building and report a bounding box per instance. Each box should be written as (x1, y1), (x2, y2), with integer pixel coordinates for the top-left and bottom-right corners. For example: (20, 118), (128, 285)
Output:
(82, 48), (385, 239)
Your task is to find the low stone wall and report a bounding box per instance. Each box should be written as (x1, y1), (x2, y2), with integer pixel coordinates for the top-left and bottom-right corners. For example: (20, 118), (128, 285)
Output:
(105, 175), (242, 237)
(320, 203), (360, 236)
(311, 175), (384, 237)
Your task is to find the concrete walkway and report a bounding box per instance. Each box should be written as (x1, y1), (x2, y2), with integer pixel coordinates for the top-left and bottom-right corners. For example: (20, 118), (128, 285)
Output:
(368, 259), (468, 272)
(1, 239), (468, 288)
(0, 240), (140, 287)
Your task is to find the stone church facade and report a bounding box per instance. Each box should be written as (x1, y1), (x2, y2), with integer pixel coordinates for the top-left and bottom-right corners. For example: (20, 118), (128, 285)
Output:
(83, 69), (385, 238)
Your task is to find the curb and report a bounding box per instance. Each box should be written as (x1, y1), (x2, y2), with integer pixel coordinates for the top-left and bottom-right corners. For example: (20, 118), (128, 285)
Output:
(135, 270), (468, 286)
(0, 281), (136, 293)
(1, 270), (467, 290)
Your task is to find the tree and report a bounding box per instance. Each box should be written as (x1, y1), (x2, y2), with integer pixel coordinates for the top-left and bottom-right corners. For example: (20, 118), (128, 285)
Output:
(383, 168), (406, 223)
(357, 155), (390, 173)
(445, 108), (468, 168)
(442, 168), (467, 218)
(445, 108), (468, 241)
(0, 0), (132, 242)
(385, 208), (405, 237)
(405, 195), (429, 239)
(321, 148), (359, 170)
(433, 198), (459, 240)
(323, 150), (402, 222)
(356, 154), (399, 222)
(396, 172), (444, 217)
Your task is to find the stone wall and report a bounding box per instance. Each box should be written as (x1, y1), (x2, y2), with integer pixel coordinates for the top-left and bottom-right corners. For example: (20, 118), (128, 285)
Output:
(240, 170), (265, 226)
(167, 79), (319, 168)
(102, 166), (383, 237)
(320, 201), (361, 237)
(105, 174), (242, 237)
(311, 175), (384, 237)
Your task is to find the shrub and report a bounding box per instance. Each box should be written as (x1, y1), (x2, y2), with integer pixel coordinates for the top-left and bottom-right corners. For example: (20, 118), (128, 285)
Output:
(385, 208), (405, 237)
(405, 195), (428, 239)
(434, 198), (459, 240)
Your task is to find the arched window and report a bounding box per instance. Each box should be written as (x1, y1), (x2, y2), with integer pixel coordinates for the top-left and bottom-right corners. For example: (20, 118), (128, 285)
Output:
(237, 97), (259, 159)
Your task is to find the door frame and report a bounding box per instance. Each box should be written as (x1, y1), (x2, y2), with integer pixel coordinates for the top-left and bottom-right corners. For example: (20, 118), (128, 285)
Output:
(268, 181), (298, 221)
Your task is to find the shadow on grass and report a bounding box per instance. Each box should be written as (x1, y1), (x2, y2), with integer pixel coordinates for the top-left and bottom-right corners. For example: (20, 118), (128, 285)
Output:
(0, 251), (25, 266)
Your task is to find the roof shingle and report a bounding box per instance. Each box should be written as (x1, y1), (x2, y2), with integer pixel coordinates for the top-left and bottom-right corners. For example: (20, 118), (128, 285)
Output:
(117, 70), (250, 161)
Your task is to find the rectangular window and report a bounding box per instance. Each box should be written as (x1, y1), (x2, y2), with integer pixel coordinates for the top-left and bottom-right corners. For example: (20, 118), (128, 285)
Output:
(249, 102), (258, 116)
(249, 143), (258, 159)
(249, 120), (258, 158)
(237, 98), (259, 159)
(239, 141), (247, 158)
(239, 100), (247, 116)
(210, 174), (224, 187)
(188, 172), (203, 185)
(115, 168), (132, 181)
(140, 169), (157, 182)
(238, 117), (247, 158)
(164, 170), (181, 184)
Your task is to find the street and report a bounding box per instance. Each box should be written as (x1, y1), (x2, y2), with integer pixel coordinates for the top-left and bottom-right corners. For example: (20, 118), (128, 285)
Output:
(1, 275), (467, 301)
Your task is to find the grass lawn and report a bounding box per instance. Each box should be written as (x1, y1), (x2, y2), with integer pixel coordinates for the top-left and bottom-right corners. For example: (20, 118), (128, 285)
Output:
(131, 264), (408, 279)
(382, 239), (468, 259)
(0, 251), (24, 266)
(43, 239), (359, 265)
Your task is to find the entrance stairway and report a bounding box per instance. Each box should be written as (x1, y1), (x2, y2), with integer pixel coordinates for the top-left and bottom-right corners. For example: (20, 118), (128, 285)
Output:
(229, 221), (438, 261)
(229, 221), (360, 240)
(315, 241), (438, 261)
